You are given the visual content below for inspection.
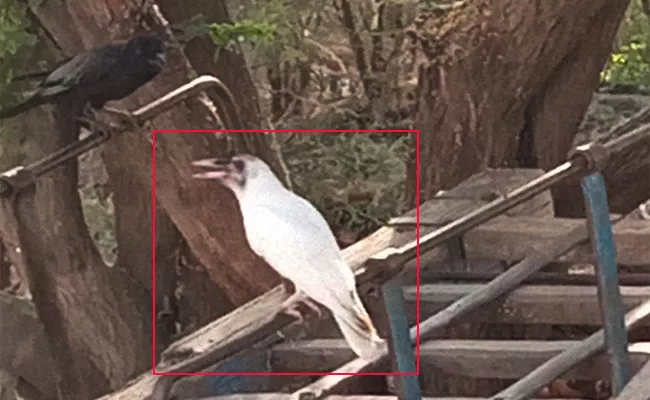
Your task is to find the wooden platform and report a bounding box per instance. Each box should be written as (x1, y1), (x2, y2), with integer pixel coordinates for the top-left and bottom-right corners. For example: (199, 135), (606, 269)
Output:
(271, 340), (650, 381)
(98, 169), (650, 400)
(411, 284), (650, 326)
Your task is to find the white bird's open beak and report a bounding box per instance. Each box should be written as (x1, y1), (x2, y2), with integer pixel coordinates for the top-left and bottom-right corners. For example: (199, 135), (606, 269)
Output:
(191, 158), (232, 180)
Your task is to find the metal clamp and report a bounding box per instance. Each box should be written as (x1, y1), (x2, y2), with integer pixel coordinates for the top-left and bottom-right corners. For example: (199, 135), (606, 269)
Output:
(0, 166), (36, 197)
(569, 142), (610, 172)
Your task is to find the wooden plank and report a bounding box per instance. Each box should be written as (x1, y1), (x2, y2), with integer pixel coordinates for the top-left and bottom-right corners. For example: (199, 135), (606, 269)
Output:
(615, 360), (650, 400)
(445, 169), (555, 218)
(405, 284), (650, 326)
(293, 223), (591, 399)
(390, 168), (554, 226)
(492, 299), (650, 399)
(417, 270), (650, 286)
(159, 169), (530, 367)
(614, 220), (650, 266)
(271, 340), (650, 381)
(463, 216), (650, 266)
(103, 169), (554, 400)
(102, 224), (415, 399)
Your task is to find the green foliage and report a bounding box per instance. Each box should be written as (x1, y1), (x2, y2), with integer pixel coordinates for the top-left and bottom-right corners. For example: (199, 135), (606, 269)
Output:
(216, 0), (412, 241)
(223, 0), (328, 70)
(0, 0), (36, 105)
(208, 0), (316, 70)
(0, 0), (36, 169)
(602, 1), (650, 86)
(283, 132), (410, 241)
(246, 0), (307, 63)
(209, 19), (277, 51)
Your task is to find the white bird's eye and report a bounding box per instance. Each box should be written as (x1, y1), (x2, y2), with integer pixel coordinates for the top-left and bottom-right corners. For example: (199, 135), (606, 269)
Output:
(233, 159), (245, 172)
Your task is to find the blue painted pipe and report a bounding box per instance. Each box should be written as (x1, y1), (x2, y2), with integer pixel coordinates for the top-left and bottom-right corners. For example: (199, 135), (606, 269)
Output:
(204, 353), (271, 395)
(382, 281), (422, 400)
(581, 172), (630, 394)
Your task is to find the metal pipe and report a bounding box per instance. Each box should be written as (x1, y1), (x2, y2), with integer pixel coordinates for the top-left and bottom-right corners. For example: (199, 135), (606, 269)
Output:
(385, 122), (650, 266)
(491, 299), (650, 400)
(0, 75), (231, 197)
(603, 120), (650, 154)
(581, 173), (630, 394)
(386, 160), (584, 265)
(381, 281), (421, 400)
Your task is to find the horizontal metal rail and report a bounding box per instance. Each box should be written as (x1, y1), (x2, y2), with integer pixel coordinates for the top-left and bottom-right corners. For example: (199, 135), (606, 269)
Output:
(379, 122), (650, 267)
(296, 121), (650, 399)
(0, 75), (229, 197)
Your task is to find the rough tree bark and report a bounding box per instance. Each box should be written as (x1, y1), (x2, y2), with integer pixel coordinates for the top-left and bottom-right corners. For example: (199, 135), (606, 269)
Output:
(0, 0), (283, 398)
(6, 104), (151, 400)
(153, 0), (286, 330)
(406, 0), (634, 215)
(0, 33), (151, 400)
(402, 1), (633, 396)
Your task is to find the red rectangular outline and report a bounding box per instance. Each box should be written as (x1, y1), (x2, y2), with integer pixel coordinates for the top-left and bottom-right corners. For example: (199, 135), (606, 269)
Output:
(151, 129), (421, 377)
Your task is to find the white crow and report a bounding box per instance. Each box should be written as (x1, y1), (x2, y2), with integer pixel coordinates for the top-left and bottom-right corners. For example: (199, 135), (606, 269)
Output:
(192, 154), (385, 359)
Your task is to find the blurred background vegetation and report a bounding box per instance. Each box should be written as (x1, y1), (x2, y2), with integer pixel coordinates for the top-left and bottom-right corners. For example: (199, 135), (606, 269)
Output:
(0, 0), (648, 260)
(602, 1), (650, 86)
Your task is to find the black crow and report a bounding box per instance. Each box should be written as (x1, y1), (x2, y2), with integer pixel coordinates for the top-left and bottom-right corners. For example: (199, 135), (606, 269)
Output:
(0, 35), (166, 119)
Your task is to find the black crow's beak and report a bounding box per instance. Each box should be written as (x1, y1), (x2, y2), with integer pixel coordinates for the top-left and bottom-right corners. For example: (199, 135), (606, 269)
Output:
(191, 158), (232, 180)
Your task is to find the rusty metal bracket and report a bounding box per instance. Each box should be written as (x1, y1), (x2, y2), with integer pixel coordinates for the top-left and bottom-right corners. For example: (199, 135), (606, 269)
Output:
(0, 75), (232, 197)
(0, 166), (36, 197)
(569, 142), (610, 172)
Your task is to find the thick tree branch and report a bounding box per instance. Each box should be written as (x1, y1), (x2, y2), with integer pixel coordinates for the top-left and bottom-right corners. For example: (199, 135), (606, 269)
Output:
(407, 0), (632, 209)
(0, 292), (55, 398)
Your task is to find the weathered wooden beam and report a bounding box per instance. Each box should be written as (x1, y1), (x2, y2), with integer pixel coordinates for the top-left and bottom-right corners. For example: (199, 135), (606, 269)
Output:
(417, 270), (650, 286)
(491, 299), (650, 400)
(390, 168), (555, 226)
(613, 220), (650, 266)
(271, 339), (650, 382)
(405, 284), (650, 326)
(463, 215), (650, 266)
(615, 360), (650, 400)
(292, 223), (591, 399)
(103, 228), (418, 399)
(102, 169), (551, 400)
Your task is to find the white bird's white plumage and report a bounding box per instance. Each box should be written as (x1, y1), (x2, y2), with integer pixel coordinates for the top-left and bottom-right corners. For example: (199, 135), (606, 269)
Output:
(192, 154), (385, 359)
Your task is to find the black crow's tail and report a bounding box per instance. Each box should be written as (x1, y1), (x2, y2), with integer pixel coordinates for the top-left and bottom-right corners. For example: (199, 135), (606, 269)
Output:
(0, 95), (46, 119)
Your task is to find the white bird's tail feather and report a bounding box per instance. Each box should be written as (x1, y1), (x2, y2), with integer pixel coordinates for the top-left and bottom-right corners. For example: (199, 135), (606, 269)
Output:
(332, 293), (385, 359)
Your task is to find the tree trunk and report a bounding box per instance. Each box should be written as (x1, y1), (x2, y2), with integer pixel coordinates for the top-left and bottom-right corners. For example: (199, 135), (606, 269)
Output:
(155, 0), (290, 180)
(405, 1), (631, 396)
(27, 0), (283, 298)
(1, 0), (283, 398)
(406, 0), (631, 211)
(9, 103), (151, 400)
(152, 0), (285, 326)
(0, 32), (150, 399)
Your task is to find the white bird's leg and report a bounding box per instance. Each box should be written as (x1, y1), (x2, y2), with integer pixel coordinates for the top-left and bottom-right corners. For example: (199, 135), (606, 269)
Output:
(280, 292), (323, 321)
(281, 304), (305, 322)
(299, 296), (323, 317)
